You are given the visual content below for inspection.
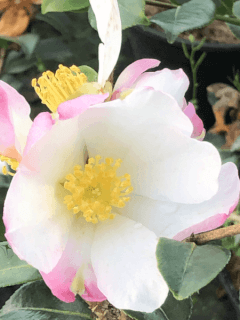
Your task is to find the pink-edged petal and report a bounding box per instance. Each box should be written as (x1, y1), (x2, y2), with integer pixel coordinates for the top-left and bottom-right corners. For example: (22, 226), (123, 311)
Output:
(112, 59), (160, 100)
(173, 162), (240, 241)
(20, 115), (85, 175)
(4, 117), (87, 273)
(58, 93), (109, 120)
(80, 87), (221, 204)
(118, 162), (240, 240)
(23, 112), (54, 156)
(183, 102), (205, 140)
(4, 170), (74, 273)
(41, 215), (105, 303)
(0, 80), (32, 156)
(132, 68), (189, 108)
(91, 214), (169, 312)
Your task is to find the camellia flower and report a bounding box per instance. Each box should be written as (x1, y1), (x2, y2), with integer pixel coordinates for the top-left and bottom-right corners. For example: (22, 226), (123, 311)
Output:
(1, 0), (240, 314)
(0, 0), (41, 37)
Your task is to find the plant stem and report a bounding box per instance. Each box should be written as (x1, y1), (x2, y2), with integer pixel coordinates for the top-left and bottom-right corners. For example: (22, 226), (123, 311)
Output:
(145, 0), (177, 9)
(215, 14), (240, 27)
(183, 223), (240, 245)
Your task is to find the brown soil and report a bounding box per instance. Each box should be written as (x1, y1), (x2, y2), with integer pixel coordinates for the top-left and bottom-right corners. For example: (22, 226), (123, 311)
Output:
(145, 0), (240, 44)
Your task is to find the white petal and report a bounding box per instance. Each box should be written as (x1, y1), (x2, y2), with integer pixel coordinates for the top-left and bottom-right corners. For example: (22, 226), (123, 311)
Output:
(91, 214), (168, 312)
(4, 116), (87, 273)
(80, 88), (221, 204)
(4, 171), (74, 273)
(90, 0), (122, 86)
(133, 68), (189, 108)
(118, 162), (240, 239)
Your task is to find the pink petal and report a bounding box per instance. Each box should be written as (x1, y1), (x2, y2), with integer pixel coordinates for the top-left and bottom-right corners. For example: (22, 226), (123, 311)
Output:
(173, 162), (240, 241)
(112, 59), (160, 100)
(0, 81), (32, 156)
(40, 216), (106, 303)
(133, 68), (189, 109)
(58, 93), (109, 120)
(183, 102), (205, 140)
(23, 112), (54, 156)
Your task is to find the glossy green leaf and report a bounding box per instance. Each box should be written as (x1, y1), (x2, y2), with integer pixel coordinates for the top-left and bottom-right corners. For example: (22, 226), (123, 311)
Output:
(124, 292), (192, 320)
(88, 0), (149, 31)
(0, 242), (42, 287)
(233, 0), (240, 18)
(156, 238), (231, 300)
(0, 280), (92, 319)
(78, 65), (97, 82)
(42, 0), (89, 14)
(150, 0), (216, 43)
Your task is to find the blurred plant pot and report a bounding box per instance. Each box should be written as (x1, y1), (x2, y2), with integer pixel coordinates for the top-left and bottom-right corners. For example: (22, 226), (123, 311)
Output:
(120, 25), (240, 131)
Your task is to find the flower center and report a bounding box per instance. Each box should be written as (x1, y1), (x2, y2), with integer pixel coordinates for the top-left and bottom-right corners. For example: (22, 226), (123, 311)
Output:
(31, 65), (88, 113)
(0, 154), (19, 176)
(63, 155), (133, 224)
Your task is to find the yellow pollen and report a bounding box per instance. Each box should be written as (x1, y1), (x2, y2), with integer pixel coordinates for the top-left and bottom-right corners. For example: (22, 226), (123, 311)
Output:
(0, 154), (19, 176)
(63, 155), (133, 224)
(32, 65), (88, 113)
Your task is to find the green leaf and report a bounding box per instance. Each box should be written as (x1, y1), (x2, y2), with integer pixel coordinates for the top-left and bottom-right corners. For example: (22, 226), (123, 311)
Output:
(156, 238), (231, 300)
(35, 13), (73, 40)
(0, 241), (42, 287)
(42, 0), (89, 14)
(0, 34), (39, 58)
(78, 65), (97, 82)
(0, 280), (93, 319)
(0, 39), (9, 49)
(150, 0), (216, 44)
(35, 37), (73, 62)
(124, 292), (192, 320)
(4, 56), (36, 74)
(88, 0), (150, 31)
(227, 22), (240, 40)
(233, 0), (240, 18)
(213, 0), (234, 15)
(0, 74), (23, 91)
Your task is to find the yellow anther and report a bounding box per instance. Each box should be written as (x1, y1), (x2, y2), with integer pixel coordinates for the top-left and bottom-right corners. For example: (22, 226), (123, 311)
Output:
(63, 155), (133, 224)
(32, 64), (88, 113)
(0, 154), (19, 176)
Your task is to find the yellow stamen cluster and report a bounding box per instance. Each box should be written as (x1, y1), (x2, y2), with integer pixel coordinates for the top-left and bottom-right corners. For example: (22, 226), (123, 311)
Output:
(63, 155), (133, 224)
(0, 154), (19, 176)
(32, 65), (87, 113)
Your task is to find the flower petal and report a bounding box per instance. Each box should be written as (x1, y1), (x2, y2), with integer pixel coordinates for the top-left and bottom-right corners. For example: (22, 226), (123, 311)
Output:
(112, 58), (160, 100)
(183, 102), (205, 140)
(21, 115), (85, 176)
(4, 171), (74, 273)
(133, 68), (189, 108)
(91, 214), (168, 312)
(41, 216), (106, 303)
(4, 116), (87, 273)
(173, 162), (240, 241)
(90, 0), (121, 86)
(23, 112), (54, 156)
(118, 162), (240, 240)
(0, 80), (32, 158)
(58, 93), (109, 120)
(80, 87), (221, 204)
(0, 7), (30, 37)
